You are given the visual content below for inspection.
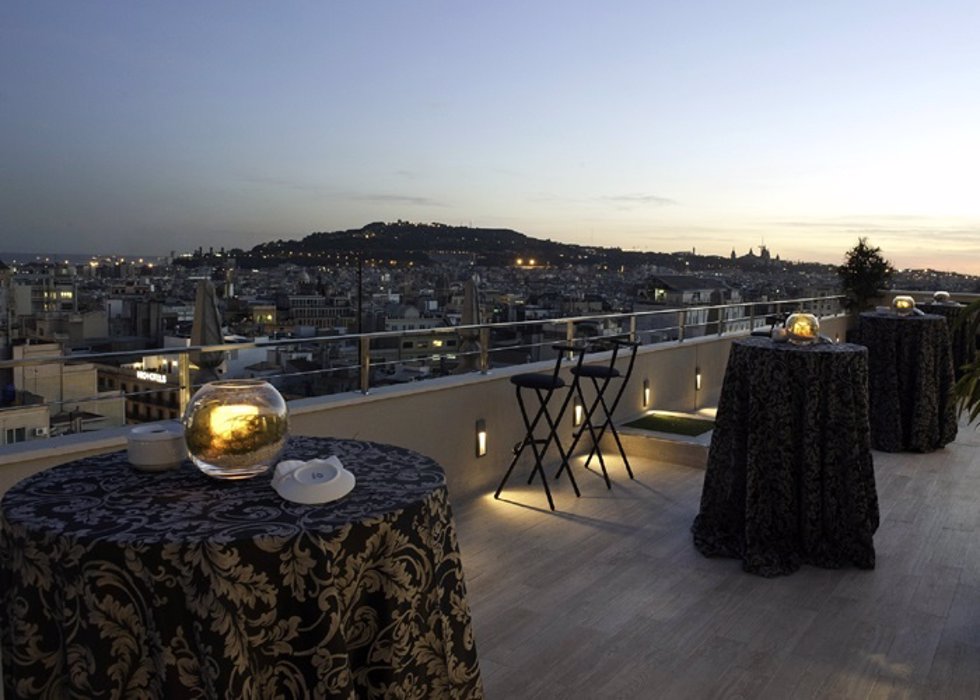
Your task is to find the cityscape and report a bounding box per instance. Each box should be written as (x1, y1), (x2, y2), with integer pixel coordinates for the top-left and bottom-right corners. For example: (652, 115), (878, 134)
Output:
(0, 220), (977, 446)
(6, 2), (980, 697)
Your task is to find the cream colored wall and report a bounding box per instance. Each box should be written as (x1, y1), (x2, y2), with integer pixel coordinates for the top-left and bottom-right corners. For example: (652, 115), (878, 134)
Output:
(83, 394), (127, 426)
(296, 315), (848, 503)
(12, 343), (59, 396)
(288, 336), (736, 502)
(0, 405), (49, 444)
(63, 364), (98, 399)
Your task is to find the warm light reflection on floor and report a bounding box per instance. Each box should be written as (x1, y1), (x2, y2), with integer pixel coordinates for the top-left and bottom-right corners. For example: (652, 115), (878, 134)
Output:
(481, 453), (636, 515)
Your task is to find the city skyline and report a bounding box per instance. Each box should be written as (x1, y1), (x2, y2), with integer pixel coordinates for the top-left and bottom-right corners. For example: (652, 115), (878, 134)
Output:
(3, 2), (980, 273)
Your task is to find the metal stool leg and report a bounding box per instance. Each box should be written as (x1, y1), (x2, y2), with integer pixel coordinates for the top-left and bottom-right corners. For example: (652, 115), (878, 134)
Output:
(538, 386), (581, 497)
(495, 385), (556, 510)
(584, 379), (634, 479)
(587, 340), (639, 478)
(579, 375), (614, 487)
(495, 347), (577, 510)
(565, 338), (640, 485)
(562, 348), (615, 488)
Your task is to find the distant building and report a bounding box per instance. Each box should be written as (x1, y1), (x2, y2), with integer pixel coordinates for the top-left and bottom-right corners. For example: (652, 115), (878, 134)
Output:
(383, 306), (443, 332)
(645, 275), (738, 305)
(34, 310), (109, 347)
(4, 342), (125, 442)
(97, 360), (181, 423)
(637, 275), (745, 341)
(3, 268), (79, 342)
(10, 272), (78, 316)
(288, 295), (354, 330)
(250, 302), (278, 333)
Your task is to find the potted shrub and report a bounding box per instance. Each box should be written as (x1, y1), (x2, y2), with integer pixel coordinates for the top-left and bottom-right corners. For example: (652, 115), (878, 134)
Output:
(837, 237), (895, 314)
(837, 238), (894, 343)
(952, 299), (980, 420)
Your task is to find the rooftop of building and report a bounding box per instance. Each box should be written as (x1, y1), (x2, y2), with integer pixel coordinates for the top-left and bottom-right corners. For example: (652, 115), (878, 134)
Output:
(0, 295), (976, 697)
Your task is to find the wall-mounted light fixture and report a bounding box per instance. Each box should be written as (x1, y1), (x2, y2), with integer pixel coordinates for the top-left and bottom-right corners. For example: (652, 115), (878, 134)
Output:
(573, 398), (584, 427)
(695, 367), (702, 392)
(475, 419), (487, 457)
(642, 379), (651, 408)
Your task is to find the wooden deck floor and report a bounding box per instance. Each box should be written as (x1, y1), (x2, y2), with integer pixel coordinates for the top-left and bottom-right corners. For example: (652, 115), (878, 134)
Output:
(453, 423), (980, 699)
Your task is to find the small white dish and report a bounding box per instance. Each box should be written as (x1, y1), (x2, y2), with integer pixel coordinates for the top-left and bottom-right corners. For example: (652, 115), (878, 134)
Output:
(272, 456), (356, 504)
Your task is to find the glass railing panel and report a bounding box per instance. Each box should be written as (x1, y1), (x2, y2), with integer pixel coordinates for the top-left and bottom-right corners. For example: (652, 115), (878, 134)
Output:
(0, 295), (845, 444)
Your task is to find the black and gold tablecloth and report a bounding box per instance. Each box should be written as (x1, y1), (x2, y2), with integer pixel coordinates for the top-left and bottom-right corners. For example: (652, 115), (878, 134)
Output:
(920, 302), (976, 379)
(0, 436), (483, 699)
(857, 311), (957, 452)
(692, 337), (879, 577)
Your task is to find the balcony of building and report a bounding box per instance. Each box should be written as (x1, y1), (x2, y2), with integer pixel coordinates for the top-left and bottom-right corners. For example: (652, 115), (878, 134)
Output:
(1, 294), (977, 697)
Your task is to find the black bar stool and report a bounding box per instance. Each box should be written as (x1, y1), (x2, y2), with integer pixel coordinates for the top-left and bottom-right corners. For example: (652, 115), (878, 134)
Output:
(494, 345), (580, 510)
(562, 337), (639, 488)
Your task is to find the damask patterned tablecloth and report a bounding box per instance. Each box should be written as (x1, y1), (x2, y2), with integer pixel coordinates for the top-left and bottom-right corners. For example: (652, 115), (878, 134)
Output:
(858, 311), (958, 452)
(692, 336), (879, 577)
(0, 436), (483, 699)
(920, 302), (976, 379)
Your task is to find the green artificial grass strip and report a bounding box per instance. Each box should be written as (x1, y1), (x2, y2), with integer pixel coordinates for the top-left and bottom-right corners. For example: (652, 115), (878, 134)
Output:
(624, 413), (715, 437)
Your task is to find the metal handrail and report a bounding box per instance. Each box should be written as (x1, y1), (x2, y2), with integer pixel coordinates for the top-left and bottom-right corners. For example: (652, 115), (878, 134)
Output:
(0, 295), (844, 370)
(0, 295), (846, 419)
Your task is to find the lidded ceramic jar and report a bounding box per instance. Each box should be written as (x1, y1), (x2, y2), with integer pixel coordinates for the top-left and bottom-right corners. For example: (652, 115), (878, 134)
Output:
(127, 422), (186, 472)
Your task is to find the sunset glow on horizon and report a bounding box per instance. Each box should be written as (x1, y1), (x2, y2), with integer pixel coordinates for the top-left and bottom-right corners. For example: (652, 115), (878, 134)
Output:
(3, 2), (979, 273)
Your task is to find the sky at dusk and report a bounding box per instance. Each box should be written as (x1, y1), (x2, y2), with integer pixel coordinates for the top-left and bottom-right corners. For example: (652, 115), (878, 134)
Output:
(3, 1), (980, 273)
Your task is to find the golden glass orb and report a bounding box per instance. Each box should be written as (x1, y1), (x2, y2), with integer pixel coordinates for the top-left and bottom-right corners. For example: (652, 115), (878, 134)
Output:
(892, 295), (916, 315)
(785, 313), (820, 345)
(183, 379), (289, 479)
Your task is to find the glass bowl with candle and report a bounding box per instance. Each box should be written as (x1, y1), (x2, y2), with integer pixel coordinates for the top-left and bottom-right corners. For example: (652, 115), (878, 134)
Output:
(785, 312), (820, 345)
(891, 295), (916, 315)
(183, 379), (289, 479)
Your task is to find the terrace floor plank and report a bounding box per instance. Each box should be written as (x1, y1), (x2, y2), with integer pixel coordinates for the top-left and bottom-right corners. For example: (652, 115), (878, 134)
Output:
(454, 420), (980, 699)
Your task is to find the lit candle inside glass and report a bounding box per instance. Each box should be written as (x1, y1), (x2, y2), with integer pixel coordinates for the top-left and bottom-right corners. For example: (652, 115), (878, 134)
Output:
(209, 404), (260, 442)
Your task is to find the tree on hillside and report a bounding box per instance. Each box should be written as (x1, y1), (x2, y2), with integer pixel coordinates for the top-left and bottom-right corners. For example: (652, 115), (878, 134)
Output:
(838, 238), (894, 312)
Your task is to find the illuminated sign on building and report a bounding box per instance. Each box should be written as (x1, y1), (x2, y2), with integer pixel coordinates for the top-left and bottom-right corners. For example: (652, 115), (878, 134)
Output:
(136, 370), (168, 384)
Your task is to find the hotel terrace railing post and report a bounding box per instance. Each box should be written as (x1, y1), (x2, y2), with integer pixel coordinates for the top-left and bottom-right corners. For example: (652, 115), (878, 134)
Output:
(178, 353), (191, 414)
(629, 315), (637, 343)
(479, 327), (490, 374)
(565, 320), (576, 359)
(359, 336), (371, 395)
(678, 309), (687, 342)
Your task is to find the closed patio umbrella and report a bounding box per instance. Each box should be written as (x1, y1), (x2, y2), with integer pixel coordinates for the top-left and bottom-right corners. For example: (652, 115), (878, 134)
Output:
(190, 280), (225, 381)
(455, 276), (482, 374)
